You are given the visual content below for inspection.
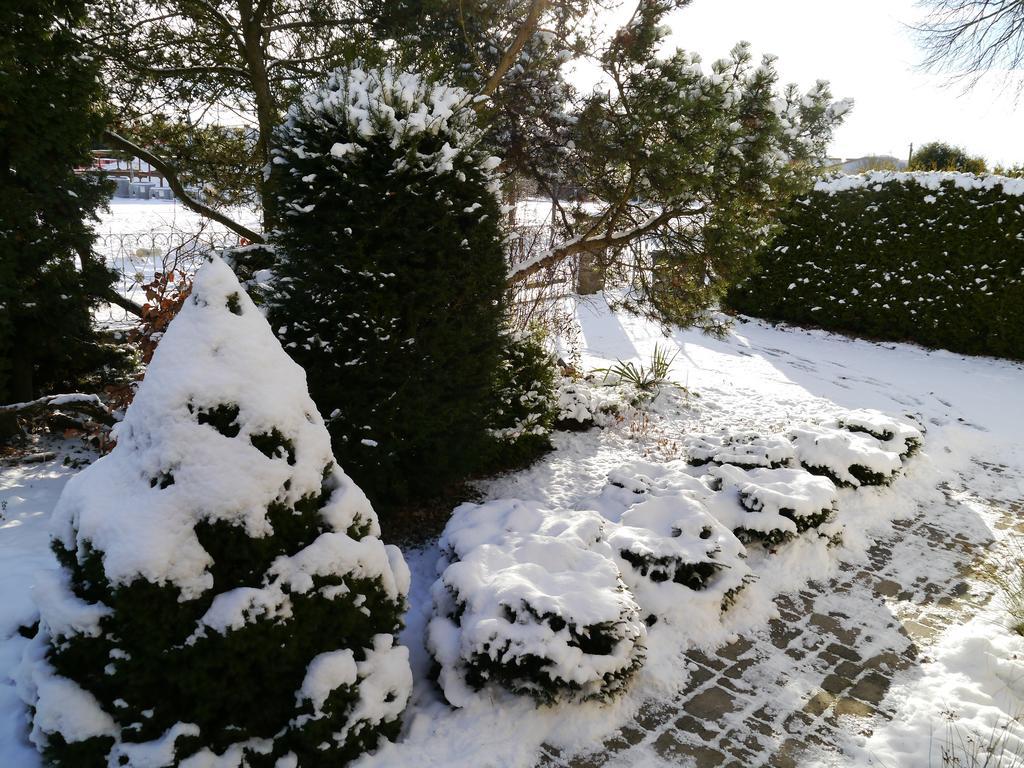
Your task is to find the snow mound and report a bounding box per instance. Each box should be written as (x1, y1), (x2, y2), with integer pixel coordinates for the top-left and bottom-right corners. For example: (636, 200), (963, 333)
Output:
(686, 431), (796, 469)
(602, 491), (754, 624)
(427, 499), (646, 706)
(553, 380), (623, 431)
(789, 423), (904, 487)
(710, 464), (840, 547)
(831, 409), (924, 458)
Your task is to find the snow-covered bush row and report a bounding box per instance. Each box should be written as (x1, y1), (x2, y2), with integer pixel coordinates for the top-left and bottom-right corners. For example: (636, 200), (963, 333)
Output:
(428, 406), (921, 707)
(427, 499), (647, 706)
(728, 171), (1024, 360)
(18, 257), (411, 767)
(684, 410), (923, 489)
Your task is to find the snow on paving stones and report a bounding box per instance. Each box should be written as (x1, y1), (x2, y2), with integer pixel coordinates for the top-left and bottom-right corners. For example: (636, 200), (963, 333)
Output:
(3, 295), (1024, 767)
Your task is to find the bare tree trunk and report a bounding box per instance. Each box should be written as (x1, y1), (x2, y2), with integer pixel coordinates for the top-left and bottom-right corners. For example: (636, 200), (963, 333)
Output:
(240, 0), (278, 231)
(476, 0), (549, 105)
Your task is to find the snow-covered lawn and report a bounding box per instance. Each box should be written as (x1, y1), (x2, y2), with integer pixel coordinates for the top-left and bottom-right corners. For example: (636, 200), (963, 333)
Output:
(95, 199), (259, 237)
(3, 296), (1023, 766)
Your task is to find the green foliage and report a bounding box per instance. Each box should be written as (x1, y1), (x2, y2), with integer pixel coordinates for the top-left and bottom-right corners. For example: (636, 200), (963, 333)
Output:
(994, 163), (1024, 178)
(594, 344), (679, 394)
(89, 0), (385, 227)
(559, 19), (849, 329)
(485, 328), (558, 470)
(0, 0), (118, 409)
(909, 141), (987, 173)
(30, 260), (410, 767)
(46, 526), (405, 767)
(268, 66), (507, 512)
(727, 175), (1024, 360)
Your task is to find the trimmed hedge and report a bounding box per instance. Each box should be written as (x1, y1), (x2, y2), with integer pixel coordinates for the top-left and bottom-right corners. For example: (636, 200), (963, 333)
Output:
(268, 66), (507, 511)
(727, 172), (1024, 360)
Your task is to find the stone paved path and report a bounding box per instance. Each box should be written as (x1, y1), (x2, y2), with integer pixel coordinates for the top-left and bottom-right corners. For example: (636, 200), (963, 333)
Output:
(536, 462), (1024, 767)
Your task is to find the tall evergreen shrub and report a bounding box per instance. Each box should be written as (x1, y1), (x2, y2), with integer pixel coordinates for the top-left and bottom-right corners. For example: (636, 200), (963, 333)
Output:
(728, 172), (1024, 359)
(268, 65), (507, 510)
(0, 0), (118, 414)
(18, 256), (412, 767)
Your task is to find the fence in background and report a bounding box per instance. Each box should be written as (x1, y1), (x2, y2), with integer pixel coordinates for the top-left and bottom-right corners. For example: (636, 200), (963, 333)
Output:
(96, 231), (243, 325)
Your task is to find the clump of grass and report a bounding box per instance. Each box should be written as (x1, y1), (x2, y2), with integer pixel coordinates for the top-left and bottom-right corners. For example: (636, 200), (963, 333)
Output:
(979, 537), (1024, 637)
(593, 343), (680, 393)
(936, 711), (1024, 768)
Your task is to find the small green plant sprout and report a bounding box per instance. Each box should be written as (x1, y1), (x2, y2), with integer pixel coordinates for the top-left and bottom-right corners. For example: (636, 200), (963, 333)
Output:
(593, 344), (681, 394)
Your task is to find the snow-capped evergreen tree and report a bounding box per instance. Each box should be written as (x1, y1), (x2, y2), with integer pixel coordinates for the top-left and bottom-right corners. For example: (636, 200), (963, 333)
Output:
(268, 64), (507, 511)
(0, 0), (120, 427)
(18, 256), (411, 767)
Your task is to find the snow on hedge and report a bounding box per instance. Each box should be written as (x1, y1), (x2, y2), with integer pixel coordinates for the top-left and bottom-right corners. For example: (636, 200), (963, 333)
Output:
(728, 171), (1024, 360)
(427, 499), (646, 707)
(832, 409), (924, 459)
(686, 431), (796, 469)
(790, 424), (904, 487)
(18, 255), (411, 767)
(814, 170), (1024, 197)
(710, 465), (840, 547)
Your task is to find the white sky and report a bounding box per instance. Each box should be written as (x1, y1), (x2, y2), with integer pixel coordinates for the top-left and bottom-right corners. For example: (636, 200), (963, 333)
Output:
(583, 0), (1024, 167)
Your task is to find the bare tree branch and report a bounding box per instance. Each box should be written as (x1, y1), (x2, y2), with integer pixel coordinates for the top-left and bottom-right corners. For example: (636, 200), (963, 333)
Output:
(103, 130), (265, 244)
(0, 394), (116, 426)
(509, 207), (694, 284)
(915, 0), (1024, 94)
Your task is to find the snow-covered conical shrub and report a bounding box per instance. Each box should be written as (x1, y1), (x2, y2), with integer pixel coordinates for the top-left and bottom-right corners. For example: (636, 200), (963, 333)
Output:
(18, 256), (411, 767)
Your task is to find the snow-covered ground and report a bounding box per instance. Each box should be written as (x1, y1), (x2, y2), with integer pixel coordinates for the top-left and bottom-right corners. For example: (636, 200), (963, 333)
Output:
(2, 296), (1023, 767)
(95, 198), (259, 237)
